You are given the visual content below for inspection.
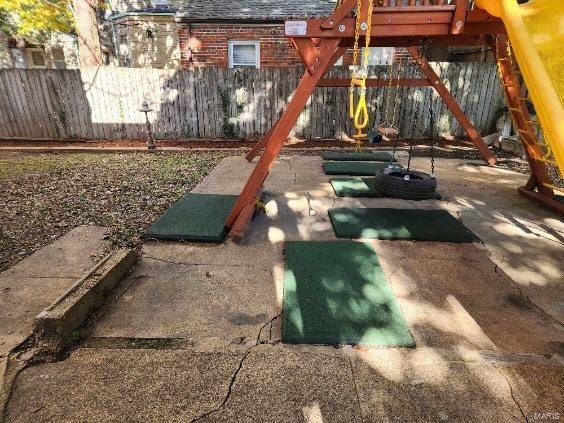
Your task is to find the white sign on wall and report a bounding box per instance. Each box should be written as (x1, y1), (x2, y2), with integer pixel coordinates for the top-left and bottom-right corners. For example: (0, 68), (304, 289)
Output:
(285, 21), (308, 36)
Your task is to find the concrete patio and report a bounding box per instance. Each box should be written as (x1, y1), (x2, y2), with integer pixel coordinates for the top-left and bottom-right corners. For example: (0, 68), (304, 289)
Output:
(4, 154), (563, 422)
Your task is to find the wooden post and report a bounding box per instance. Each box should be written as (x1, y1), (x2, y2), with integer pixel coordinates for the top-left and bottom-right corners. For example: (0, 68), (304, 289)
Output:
(408, 46), (497, 165)
(245, 122), (279, 162)
(226, 39), (342, 237)
(450, 0), (467, 34)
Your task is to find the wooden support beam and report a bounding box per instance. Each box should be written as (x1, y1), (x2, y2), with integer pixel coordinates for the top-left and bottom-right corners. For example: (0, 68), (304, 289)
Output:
(373, 6), (455, 13)
(231, 189), (263, 242)
(338, 34), (492, 48)
(225, 38), (342, 238)
(245, 47), (347, 162)
(292, 18), (451, 38)
(450, 0), (467, 34)
(407, 46), (496, 165)
(286, 14), (504, 40)
(321, 0), (356, 29)
(518, 187), (564, 215)
(245, 122), (278, 162)
(318, 78), (432, 87)
(292, 38), (321, 74)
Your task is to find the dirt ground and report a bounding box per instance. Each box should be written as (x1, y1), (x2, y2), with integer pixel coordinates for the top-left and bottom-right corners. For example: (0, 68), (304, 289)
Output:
(0, 151), (231, 273)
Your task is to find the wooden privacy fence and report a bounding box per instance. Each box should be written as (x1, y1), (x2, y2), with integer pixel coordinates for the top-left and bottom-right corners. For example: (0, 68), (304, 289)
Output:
(0, 64), (505, 140)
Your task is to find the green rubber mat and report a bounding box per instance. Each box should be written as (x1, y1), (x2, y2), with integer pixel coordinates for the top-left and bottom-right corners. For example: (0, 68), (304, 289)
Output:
(145, 193), (237, 242)
(323, 161), (403, 176)
(322, 151), (396, 162)
(328, 208), (476, 242)
(330, 177), (441, 200)
(283, 241), (415, 347)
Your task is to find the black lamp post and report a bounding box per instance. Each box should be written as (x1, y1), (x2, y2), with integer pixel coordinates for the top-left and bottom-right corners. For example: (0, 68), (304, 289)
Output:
(139, 100), (156, 150)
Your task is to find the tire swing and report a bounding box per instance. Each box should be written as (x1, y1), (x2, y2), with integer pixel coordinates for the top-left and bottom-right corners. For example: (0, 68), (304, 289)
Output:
(374, 77), (439, 200)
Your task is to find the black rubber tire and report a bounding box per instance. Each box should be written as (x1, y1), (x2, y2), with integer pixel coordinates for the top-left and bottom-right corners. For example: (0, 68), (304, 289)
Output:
(373, 169), (438, 200)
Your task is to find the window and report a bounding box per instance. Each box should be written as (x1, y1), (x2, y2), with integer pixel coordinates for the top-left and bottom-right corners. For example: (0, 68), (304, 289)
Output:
(228, 41), (260, 69)
(28, 48), (46, 68)
(51, 48), (67, 69)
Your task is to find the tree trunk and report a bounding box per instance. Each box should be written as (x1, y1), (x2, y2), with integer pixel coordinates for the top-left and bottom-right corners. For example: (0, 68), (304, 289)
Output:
(72, 0), (102, 67)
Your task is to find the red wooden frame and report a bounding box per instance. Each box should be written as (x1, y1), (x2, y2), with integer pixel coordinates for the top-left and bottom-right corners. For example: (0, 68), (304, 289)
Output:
(225, 0), (559, 240)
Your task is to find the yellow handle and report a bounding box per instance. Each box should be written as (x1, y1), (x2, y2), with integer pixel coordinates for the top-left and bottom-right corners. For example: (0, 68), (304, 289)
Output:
(354, 92), (369, 130)
(349, 89), (355, 119)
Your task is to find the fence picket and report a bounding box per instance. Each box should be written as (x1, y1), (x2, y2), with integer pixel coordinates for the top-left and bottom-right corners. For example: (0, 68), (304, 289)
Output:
(0, 64), (505, 141)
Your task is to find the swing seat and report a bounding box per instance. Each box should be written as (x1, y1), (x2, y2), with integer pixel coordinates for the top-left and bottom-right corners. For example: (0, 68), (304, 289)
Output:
(378, 126), (399, 137)
(367, 130), (383, 144)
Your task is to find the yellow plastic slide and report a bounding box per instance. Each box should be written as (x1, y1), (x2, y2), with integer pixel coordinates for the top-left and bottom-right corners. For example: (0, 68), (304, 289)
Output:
(475, 0), (564, 176)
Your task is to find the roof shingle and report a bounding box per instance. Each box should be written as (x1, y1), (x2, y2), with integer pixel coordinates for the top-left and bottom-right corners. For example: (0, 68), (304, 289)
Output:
(176, 0), (336, 21)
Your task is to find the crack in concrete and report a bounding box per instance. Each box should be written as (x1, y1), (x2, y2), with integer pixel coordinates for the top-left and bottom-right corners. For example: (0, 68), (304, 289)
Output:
(189, 310), (281, 422)
(277, 158), (297, 185)
(144, 256), (271, 273)
(190, 349), (252, 423)
(305, 193), (319, 217)
(347, 356), (365, 423)
(497, 270), (564, 329)
(493, 364), (530, 423)
(456, 214), (563, 328)
(268, 312), (282, 341)
(256, 311), (282, 345)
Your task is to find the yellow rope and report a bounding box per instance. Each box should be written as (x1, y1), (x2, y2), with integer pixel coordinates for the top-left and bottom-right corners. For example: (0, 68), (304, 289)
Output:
(349, 0), (373, 146)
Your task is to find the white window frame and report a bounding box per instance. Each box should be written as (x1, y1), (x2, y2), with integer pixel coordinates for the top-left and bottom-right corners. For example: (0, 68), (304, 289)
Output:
(51, 47), (67, 69)
(228, 41), (260, 69)
(27, 47), (46, 68)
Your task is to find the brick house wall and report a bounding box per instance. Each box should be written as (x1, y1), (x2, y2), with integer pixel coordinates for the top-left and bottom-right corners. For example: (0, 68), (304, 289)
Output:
(178, 22), (405, 69)
(178, 23), (302, 69)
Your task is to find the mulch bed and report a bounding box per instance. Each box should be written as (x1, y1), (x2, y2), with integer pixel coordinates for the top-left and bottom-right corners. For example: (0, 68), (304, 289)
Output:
(0, 136), (474, 150)
(0, 151), (232, 273)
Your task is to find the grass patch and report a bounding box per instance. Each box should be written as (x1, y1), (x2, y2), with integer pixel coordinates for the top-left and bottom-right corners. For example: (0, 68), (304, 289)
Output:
(0, 151), (232, 272)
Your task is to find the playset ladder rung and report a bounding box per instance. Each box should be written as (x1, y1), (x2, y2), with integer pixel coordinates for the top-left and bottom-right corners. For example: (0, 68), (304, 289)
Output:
(517, 128), (534, 135)
(508, 107), (524, 114)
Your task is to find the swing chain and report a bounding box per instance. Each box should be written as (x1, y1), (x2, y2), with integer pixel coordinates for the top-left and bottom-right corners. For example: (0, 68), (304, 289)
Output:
(429, 100), (436, 177)
(422, 39), (437, 177)
(405, 39), (430, 176)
